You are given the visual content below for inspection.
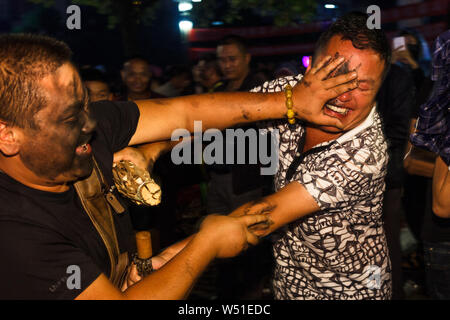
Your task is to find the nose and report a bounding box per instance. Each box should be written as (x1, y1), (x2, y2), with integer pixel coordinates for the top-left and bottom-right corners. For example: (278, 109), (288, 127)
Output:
(222, 59), (233, 69)
(81, 109), (97, 135)
(336, 91), (352, 102)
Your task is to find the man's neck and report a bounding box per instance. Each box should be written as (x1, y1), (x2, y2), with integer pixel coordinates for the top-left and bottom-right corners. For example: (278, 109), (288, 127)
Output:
(0, 158), (70, 193)
(303, 127), (342, 153)
(303, 106), (375, 152)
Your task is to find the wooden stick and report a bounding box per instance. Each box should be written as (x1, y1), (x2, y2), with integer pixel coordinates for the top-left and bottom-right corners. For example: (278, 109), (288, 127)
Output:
(135, 231), (152, 260)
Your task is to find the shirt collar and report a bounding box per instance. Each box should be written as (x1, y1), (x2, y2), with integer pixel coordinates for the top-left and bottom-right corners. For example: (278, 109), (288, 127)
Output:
(335, 104), (377, 145)
(300, 104), (377, 150)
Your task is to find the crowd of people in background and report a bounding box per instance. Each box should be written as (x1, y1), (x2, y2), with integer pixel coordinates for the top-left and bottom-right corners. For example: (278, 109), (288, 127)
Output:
(74, 26), (448, 300)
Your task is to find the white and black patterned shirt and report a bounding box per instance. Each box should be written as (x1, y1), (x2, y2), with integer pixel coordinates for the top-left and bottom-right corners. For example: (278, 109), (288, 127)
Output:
(252, 75), (392, 300)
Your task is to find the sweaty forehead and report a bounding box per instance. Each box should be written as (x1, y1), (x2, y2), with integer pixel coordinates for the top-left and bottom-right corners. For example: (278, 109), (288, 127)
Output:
(217, 44), (242, 56)
(125, 60), (150, 73)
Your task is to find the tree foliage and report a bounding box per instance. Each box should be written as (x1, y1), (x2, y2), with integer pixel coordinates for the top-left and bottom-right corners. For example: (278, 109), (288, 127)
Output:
(190, 0), (317, 27)
(12, 5), (57, 33)
(29, 0), (161, 29)
(30, 0), (317, 29)
(27, 0), (318, 56)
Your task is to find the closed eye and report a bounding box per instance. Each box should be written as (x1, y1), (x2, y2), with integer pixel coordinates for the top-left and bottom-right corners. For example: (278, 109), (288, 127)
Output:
(357, 79), (375, 91)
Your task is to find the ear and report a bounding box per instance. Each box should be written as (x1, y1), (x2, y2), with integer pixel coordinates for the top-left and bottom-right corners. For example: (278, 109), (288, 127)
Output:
(0, 122), (21, 156)
(120, 70), (126, 81)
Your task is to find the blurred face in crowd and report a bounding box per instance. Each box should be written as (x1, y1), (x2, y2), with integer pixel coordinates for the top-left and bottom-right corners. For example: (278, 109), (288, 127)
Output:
(404, 34), (420, 61)
(201, 62), (221, 89)
(84, 80), (112, 102)
(192, 59), (206, 83)
(313, 35), (385, 133)
(171, 72), (192, 91)
(17, 63), (97, 185)
(404, 34), (417, 46)
(121, 59), (152, 95)
(216, 43), (250, 82)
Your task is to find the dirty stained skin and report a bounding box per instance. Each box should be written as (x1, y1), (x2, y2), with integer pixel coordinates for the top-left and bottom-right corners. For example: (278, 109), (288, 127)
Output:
(326, 52), (362, 81)
(242, 198), (276, 234)
(212, 93), (269, 123)
(244, 198), (277, 216)
(19, 65), (94, 183)
(151, 99), (170, 106)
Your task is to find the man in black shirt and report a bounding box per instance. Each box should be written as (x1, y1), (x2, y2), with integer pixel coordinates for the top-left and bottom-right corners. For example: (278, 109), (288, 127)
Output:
(0, 34), (351, 299)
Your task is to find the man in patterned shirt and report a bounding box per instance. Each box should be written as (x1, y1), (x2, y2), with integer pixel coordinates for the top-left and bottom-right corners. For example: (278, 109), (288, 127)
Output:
(228, 12), (393, 299)
(152, 12), (392, 300)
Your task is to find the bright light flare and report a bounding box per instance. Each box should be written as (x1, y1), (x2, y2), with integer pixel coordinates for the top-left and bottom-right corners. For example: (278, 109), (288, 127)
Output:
(178, 2), (193, 12)
(179, 20), (193, 33)
(302, 56), (310, 68)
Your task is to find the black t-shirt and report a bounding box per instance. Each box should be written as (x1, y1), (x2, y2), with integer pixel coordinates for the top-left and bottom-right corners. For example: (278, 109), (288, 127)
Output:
(0, 100), (140, 299)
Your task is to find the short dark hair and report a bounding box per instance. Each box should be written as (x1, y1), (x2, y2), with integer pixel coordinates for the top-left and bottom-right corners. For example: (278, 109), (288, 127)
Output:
(217, 35), (249, 55)
(0, 33), (72, 129)
(313, 12), (391, 79)
(80, 67), (109, 85)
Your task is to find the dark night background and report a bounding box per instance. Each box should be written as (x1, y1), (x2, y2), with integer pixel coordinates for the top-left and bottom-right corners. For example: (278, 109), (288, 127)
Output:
(0, 0), (185, 71)
(0, 0), (447, 74)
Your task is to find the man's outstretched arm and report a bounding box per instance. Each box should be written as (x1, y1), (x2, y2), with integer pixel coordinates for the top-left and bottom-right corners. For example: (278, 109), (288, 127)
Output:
(128, 56), (358, 146)
(229, 181), (320, 236)
(75, 214), (269, 300)
(153, 182), (320, 267)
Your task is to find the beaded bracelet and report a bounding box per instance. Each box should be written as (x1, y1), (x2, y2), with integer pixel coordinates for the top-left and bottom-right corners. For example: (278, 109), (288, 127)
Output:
(284, 84), (296, 125)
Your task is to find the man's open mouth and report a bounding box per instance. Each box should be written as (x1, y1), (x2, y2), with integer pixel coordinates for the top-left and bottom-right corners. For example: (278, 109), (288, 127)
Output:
(325, 104), (349, 116)
(75, 143), (92, 156)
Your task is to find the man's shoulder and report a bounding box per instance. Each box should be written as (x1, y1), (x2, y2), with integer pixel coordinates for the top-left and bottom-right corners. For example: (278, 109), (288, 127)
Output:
(89, 99), (140, 154)
(89, 100), (138, 118)
(0, 175), (68, 230)
(334, 110), (388, 169)
(361, 110), (386, 142)
(0, 175), (31, 219)
(342, 110), (386, 149)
